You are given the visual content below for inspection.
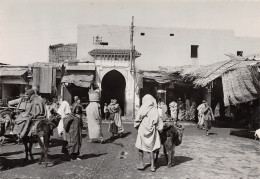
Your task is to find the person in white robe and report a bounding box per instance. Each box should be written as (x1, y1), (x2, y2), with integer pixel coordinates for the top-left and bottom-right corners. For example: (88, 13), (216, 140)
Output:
(134, 94), (163, 172)
(57, 100), (71, 137)
(169, 100), (178, 121)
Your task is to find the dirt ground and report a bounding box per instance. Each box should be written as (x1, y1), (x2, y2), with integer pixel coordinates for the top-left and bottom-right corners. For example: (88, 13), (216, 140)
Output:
(0, 121), (260, 179)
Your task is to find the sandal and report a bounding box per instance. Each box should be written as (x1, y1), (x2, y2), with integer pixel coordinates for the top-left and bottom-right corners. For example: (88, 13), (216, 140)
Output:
(150, 167), (156, 172)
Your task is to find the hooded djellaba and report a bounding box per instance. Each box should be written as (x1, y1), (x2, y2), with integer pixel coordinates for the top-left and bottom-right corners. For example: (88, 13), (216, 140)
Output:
(134, 94), (163, 172)
(63, 104), (83, 160)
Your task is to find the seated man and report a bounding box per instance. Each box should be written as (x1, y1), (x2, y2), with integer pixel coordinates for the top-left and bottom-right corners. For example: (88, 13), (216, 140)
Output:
(13, 89), (46, 140)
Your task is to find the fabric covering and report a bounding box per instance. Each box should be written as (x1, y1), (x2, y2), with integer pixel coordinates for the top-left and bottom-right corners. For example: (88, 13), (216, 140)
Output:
(86, 102), (103, 140)
(134, 94), (163, 152)
(40, 66), (53, 93)
(222, 67), (259, 106)
(61, 75), (94, 88)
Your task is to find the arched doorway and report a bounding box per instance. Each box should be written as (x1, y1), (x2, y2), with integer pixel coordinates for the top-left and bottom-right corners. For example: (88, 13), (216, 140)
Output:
(101, 70), (126, 116)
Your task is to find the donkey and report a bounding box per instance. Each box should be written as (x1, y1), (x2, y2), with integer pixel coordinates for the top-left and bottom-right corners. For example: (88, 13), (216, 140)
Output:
(155, 122), (184, 168)
(22, 112), (61, 167)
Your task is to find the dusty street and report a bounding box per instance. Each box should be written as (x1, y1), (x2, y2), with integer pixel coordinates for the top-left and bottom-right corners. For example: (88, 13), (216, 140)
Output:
(0, 122), (260, 179)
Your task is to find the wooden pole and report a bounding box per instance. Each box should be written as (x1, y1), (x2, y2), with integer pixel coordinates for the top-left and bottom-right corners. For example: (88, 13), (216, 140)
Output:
(130, 16), (136, 119)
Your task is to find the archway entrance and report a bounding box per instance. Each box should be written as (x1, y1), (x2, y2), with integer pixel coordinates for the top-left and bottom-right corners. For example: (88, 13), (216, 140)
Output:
(101, 70), (126, 116)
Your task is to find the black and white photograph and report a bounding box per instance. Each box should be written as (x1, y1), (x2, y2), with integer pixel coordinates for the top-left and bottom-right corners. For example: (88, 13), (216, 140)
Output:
(0, 0), (260, 178)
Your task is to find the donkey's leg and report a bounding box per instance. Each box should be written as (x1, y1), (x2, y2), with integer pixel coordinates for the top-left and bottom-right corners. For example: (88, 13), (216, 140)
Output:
(41, 136), (49, 167)
(29, 141), (34, 160)
(165, 137), (174, 168)
(38, 136), (44, 164)
(170, 145), (176, 167)
(23, 139), (29, 161)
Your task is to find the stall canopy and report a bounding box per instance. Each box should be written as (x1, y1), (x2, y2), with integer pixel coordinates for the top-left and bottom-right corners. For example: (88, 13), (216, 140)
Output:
(180, 53), (260, 106)
(0, 68), (27, 77)
(222, 67), (259, 106)
(61, 74), (94, 88)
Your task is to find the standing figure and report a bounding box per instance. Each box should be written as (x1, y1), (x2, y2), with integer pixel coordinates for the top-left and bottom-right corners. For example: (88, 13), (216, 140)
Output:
(158, 101), (167, 121)
(63, 105), (83, 160)
(185, 99), (191, 121)
(57, 99), (71, 137)
(104, 103), (109, 120)
(113, 99), (124, 135)
(86, 91), (104, 143)
(108, 99), (124, 136)
(177, 98), (185, 121)
(197, 100), (206, 129)
(214, 103), (220, 121)
(157, 98), (163, 119)
(169, 100), (178, 122)
(189, 101), (197, 121)
(134, 94), (163, 172)
(71, 96), (79, 110)
(201, 101), (215, 135)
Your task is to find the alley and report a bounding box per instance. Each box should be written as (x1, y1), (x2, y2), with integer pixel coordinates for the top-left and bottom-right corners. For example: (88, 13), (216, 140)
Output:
(0, 122), (260, 179)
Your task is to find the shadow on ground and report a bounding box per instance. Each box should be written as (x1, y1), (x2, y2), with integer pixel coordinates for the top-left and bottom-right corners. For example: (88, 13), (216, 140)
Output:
(0, 156), (39, 171)
(155, 155), (193, 169)
(46, 152), (108, 166)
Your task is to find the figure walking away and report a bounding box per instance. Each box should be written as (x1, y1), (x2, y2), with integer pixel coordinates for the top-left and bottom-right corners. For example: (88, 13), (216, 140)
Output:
(86, 90), (104, 143)
(134, 94), (163, 172)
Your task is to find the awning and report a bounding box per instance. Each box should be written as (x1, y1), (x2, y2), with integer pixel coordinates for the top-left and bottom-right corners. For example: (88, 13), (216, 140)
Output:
(61, 74), (94, 88)
(0, 68), (27, 77)
(222, 67), (259, 106)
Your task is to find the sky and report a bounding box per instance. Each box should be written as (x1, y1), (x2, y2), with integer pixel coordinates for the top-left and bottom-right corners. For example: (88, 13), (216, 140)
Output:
(1, 0), (260, 65)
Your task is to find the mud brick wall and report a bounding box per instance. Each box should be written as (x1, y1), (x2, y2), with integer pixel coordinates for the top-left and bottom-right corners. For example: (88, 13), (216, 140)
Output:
(49, 43), (77, 62)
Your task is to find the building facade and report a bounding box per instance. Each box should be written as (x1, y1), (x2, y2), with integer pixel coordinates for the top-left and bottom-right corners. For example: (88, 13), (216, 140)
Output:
(75, 24), (260, 117)
(77, 25), (260, 69)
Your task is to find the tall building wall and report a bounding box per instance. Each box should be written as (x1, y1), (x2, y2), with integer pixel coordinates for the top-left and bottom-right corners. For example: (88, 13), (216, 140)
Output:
(77, 25), (260, 70)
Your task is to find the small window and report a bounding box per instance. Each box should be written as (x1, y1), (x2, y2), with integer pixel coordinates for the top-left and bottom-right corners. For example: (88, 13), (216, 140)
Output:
(191, 45), (199, 58)
(170, 33), (174, 36)
(100, 42), (108, 45)
(140, 32), (145, 36)
(237, 51), (243, 56)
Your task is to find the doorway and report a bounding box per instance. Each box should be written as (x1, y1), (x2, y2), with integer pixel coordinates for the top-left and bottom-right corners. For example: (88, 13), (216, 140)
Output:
(101, 70), (126, 116)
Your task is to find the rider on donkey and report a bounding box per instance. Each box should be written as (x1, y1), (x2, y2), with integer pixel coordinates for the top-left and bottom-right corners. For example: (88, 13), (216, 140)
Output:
(13, 87), (46, 141)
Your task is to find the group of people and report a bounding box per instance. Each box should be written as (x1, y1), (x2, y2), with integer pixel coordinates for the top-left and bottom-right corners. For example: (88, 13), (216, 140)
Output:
(157, 98), (197, 122)
(56, 91), (125, 160)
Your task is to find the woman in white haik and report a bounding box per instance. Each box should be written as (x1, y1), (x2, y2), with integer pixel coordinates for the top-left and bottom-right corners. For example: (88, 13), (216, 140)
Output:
(57, 99), (71, 138)
(134, 94), (163, 172)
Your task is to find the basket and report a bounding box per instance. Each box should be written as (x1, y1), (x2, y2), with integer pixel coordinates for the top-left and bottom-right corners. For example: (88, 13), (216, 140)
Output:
(89, 91), (100, 102)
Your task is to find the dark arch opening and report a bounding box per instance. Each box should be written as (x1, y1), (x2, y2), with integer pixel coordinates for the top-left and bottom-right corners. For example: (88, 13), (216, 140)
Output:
(101, 70), (126, 116)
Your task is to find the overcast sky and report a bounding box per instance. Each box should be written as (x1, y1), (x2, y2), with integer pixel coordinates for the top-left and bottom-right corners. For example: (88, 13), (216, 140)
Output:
(1, 0), (260, 65)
